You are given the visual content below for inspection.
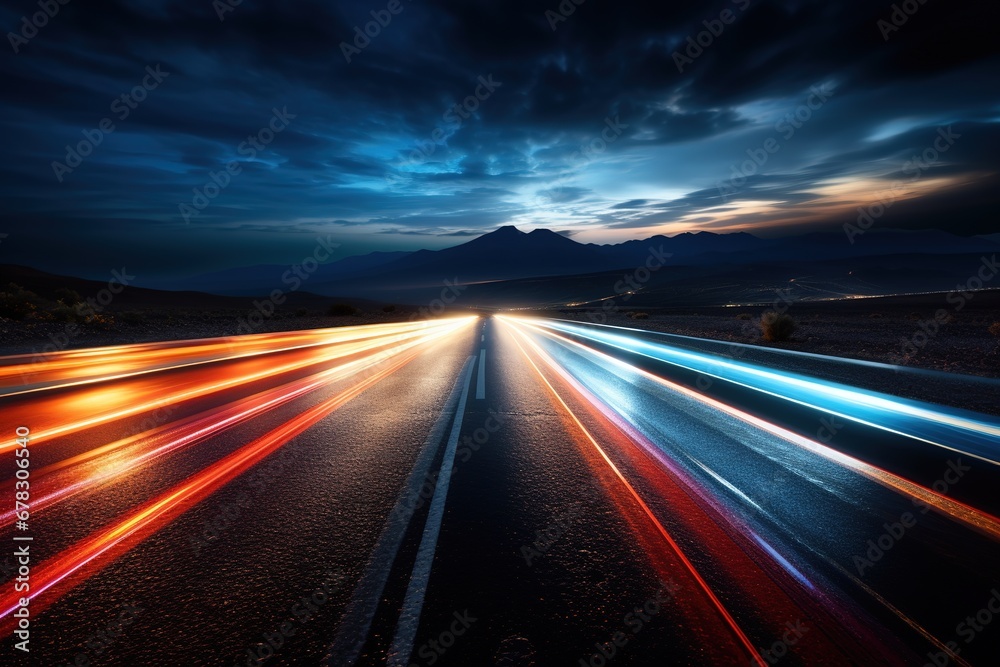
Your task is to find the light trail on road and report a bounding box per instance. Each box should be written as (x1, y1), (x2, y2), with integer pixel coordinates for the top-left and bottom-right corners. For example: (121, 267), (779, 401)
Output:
(0, 314), (995, 664)
(0, 320), (449, 397)
(529, 318), (1000, 464)
(498, 315), (999, 665)
(0, 319), (469, 450)
(500, 318), (770, 666)
(0, 320), (473, 527)
(0, 316), (477, 632)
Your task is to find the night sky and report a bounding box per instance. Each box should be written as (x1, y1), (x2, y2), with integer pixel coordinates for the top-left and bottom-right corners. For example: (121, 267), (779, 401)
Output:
(1, 0), (998, 279)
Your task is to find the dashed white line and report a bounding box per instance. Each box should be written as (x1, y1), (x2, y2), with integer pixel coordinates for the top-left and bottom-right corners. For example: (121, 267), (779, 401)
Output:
(476, 349), (486, 399)
(325, 356), (474, 667)
(386, 359), (476, 666)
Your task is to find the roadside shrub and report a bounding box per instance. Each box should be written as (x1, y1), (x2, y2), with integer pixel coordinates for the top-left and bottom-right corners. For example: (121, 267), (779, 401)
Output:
(382, 304), (396, 313)
(989, 322), (1000, 338)
(631, 312), (649, 320)
(50, 304), (84, 323)
(760, 310), (796, 342)
(328, 303), (359, 316)
(295, 308), (309, 317)
(54, 287), (82, 305)
(736, 313), (752, 320)
(0, 283), (39, 320)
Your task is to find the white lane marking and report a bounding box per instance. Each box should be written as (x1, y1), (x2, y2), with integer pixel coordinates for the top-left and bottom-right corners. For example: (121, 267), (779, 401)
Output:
(481, 334), (484, 341)
(476, 349), (486, 399)
(387, 360), (476, 667)
(325, 356), (475, 667)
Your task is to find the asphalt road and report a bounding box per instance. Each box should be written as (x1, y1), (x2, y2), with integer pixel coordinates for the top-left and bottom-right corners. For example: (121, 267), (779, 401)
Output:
(0, 315), (997, 666)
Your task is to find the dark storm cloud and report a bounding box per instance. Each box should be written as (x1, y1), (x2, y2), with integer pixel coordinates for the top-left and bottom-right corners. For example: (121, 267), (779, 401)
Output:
(0, 0), (998, 277)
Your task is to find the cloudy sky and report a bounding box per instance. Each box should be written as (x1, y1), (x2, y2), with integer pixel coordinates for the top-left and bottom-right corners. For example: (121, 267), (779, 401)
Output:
(1, 0), (998, 278)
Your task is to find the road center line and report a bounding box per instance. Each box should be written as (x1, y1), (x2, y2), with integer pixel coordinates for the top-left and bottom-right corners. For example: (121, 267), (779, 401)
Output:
(387, 359), (476, 666)
(476, 349), (486, 399)
(325, 355), (474, 667)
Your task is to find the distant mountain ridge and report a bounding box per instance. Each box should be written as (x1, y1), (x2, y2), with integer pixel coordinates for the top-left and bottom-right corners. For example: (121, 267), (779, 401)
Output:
(161, 226), (1000, 300)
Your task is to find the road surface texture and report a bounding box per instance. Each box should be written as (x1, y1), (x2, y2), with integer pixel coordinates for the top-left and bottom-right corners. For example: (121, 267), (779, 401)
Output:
(0, 315), (997, 666)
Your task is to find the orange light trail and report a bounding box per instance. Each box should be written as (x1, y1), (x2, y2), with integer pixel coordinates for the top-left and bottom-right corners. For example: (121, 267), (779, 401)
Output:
(0, 320), (469, 526)
(0, 320), (445, 396)
(0, 317), (476, 630)
(0, 319), (470, 451)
